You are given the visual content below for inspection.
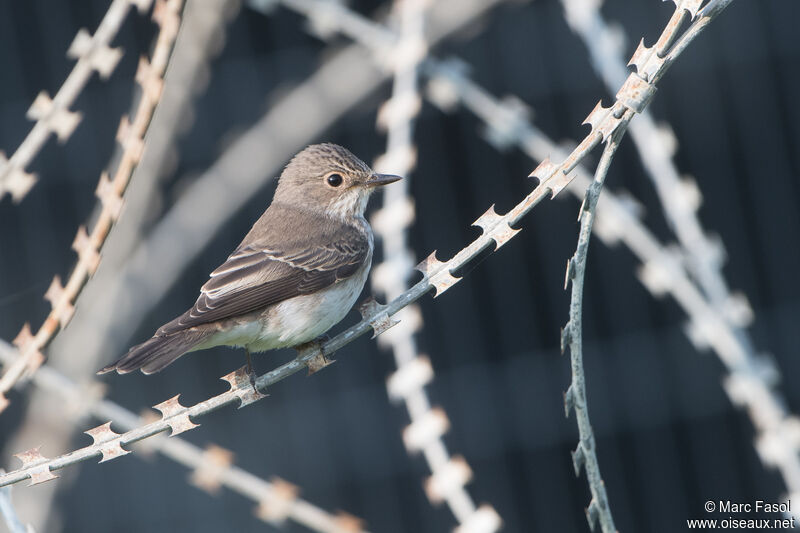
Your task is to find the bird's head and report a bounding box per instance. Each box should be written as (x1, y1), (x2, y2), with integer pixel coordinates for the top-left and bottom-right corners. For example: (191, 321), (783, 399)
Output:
(274, 143), (402, 219)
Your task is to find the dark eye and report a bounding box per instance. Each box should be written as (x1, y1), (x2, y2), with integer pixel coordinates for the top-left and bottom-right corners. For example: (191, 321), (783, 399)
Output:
(326, 173), (343, 187)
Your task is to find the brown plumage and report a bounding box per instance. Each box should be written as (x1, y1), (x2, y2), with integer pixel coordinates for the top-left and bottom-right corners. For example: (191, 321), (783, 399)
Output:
(99, 143), (401, 376)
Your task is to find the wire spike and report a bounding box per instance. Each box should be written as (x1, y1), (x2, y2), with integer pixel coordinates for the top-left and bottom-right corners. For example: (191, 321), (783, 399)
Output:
(72, 225), (101, 274)
(84, 421), (129, 463)
(472, 205), (520, 249)
(402, 407), (451, 452)
(116, 115), (145, 163)
(10, 323), (44, 377)
(529, 157), (573, 199)
(95, 171), (124, 220)
(528, 157), (557, 182)
(358, 296), (399, 338)
(67, 28), (123, 79)
(670, 0), (704, 19)
(190, 445), (234, 495)
(220, 366), (267, 407)
(571, 443), (586, 477)
(254, 477), (300, 525)
(135, 57), (164, 101)
(583, 100), (623, 141)
(0, 151), (37, 203)
(424, 456), (473, 504)
(585, 498), (601, 531)
(152, 395), (199, 436)
(12, 323), (35, 351)
(564, 385), (576, 417)
(386, 356), (434, 402)
(472, 204), (500, 229)
(14, 447), (58, 485)
(26, 92), (82, 143)
(152, 0), (182, 39)
(564, 258), (576, 290)
(627, 39), (665, 82)
(560, 323), (572, 354)
(44, 276), (75, 328)
(415, 251), (459, 297)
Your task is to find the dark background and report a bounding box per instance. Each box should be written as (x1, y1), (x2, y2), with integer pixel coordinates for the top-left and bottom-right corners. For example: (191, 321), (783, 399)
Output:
(1, 0), (799, 532)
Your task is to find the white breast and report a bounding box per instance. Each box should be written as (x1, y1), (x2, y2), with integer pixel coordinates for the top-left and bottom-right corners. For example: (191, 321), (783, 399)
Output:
(257, 258), (371, 349)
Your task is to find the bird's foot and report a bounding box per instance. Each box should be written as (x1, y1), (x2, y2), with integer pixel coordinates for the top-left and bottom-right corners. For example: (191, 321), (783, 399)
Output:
(296, 335), (333, 375)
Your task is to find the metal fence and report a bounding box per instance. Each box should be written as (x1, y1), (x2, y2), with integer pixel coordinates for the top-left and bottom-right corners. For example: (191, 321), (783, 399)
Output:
(0, 0), (798, 532)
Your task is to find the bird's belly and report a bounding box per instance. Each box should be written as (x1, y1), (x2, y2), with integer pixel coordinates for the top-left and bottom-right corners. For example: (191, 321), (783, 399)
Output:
(221, 265), (369, 352)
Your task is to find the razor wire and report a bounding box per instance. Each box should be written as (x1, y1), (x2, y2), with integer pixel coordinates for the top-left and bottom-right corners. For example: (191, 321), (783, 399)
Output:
(0, 340), (368, 532)
(0, 5), (734, 517)
(0, 0), (156, 202)
(0, 0), (185, 414)
(422, 52), (798, 520)
(370, 0), (501, 531)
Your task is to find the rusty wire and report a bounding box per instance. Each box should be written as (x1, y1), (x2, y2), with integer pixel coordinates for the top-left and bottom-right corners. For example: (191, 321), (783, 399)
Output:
(47, 0), (240, 392)
(0, 0), (733, 496)
(0, 0), (185, 415)
(560, 0), (758, 364)
(560, 0), (800, 516)
(0, 3), (238, 529)
(48, 0), (510, 386)
(562, 131), (625, 533)
(423, 21), (800, 528)
(266, 0), (734, 524)
(370, 0), (501, 530)
(425, 55), (797, 526)
(0, 0), (155, 203)
(0, 341), (368, 533)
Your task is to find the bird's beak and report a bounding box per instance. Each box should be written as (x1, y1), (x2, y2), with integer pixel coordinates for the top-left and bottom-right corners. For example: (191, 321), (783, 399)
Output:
(364, 173), (403, 187)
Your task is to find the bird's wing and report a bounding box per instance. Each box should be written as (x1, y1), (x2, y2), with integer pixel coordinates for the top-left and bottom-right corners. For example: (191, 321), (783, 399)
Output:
(157, 227), (369, 335)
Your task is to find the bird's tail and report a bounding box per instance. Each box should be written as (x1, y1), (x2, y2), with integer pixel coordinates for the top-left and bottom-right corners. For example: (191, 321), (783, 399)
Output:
(97, 329), (210, 375)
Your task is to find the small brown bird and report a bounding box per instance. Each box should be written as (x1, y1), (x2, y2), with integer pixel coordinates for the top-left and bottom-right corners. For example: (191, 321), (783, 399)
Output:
(99, 143), (401, 379)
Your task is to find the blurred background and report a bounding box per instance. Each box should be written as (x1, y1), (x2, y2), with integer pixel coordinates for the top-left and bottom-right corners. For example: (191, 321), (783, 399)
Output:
(0, 0), (798, 532)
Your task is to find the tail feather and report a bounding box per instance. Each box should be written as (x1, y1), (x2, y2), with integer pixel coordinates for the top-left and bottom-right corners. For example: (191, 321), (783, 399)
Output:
(98, 329), (209, 375)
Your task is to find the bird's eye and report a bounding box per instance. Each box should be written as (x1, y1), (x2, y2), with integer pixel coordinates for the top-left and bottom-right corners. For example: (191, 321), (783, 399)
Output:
(326, 173), (343, 187)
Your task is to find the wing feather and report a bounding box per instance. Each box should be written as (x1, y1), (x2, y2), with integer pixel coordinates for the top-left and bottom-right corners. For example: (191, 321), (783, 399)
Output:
(158, 225), (369, 335)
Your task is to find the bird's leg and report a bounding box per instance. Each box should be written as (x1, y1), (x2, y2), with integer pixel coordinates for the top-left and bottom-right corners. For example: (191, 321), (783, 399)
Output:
(244, 346), (257, 392)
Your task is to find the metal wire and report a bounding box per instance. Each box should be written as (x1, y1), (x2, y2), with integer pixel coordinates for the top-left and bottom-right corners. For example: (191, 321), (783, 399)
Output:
(0, 0), (185, 414)
(370, 0), (501, 530)
(0, 0), (154, 202)
(0, 340), (369, 533)
(0, 3), (733, 499)
(559, 0), (800, 516)
(562, 130), (625, 533)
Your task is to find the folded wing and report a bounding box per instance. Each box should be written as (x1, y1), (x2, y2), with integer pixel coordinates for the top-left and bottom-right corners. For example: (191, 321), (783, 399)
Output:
(158, 227), (369, 335)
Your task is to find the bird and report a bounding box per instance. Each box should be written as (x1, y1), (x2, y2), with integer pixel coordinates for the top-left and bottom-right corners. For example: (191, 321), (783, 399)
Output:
(98, 143), (401, 384)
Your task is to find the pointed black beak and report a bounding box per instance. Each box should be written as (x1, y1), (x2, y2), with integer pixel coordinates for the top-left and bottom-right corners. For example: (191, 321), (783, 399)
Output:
(365, 173), (403, 187)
